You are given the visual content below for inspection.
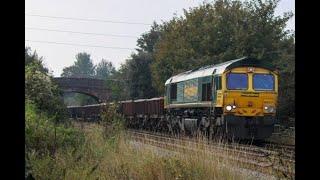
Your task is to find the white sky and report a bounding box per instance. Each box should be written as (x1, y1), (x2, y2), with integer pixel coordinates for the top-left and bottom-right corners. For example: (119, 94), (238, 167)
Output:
(25, 0), (294, 77)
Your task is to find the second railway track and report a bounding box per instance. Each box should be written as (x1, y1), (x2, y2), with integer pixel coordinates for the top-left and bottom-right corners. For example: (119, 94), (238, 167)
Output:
(127, 129), (295, 178)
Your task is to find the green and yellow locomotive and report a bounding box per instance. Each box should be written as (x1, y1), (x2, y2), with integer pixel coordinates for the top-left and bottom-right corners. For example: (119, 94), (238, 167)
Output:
(119, 57), (278, 140)
(164, 57), (278, 139)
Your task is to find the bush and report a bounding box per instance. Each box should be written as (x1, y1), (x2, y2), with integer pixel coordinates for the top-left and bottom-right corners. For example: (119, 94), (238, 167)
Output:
(25, 47), (68, 123)
(25, 101), (84, 155)
(99, 103), (125, 141)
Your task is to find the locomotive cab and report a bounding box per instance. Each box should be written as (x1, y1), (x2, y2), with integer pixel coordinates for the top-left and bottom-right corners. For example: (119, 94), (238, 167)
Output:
(222, 67), (278, 116)
(220, 65), (278, 139)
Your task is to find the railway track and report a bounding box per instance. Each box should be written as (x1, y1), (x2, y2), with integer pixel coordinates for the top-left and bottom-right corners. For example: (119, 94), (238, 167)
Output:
(127, 129), (295, 178)
(128, 129), (295, 159)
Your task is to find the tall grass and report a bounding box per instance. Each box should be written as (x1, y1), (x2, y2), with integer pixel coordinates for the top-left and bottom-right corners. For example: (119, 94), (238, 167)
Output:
(25, 101), (84, 178)
(28, 122), (252, 179)
(27, 104), (290, 179)
(26, 103), (249, 179)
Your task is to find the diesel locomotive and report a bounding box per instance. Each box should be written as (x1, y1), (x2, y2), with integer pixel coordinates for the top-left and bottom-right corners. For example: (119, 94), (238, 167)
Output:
(119, 57), (278, 140)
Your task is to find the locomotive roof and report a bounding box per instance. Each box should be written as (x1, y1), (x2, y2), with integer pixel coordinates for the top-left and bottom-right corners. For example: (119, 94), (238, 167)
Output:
(165, 57), (275, 85)
(165, 57), (244, 85)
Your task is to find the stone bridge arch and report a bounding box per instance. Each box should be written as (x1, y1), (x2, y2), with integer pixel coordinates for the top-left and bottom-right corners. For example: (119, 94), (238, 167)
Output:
(53, 77), (111, 102)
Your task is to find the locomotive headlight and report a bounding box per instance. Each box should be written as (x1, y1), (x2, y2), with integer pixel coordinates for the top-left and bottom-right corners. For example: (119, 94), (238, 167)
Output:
(232, 105), (236, 109)
(264, 105), (275, 113)
(226, 105), (232, 111)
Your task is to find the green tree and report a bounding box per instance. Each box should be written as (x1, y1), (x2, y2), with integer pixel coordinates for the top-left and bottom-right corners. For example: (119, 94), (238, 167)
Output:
(25, 47), (48, 73)
(107, 63), (131, 101)
(25, 47), (67, 122)
(25, 49), (85, 179)
(137, 22), (162, 53)
(151, 0), (294, 94)
(95, 59), (116, 80)
(61, 52), (95, 78)
(112, 22), (163, 99)
(61, 52), (97, 106)
(122, 52), (157, 99)
(273, 34), (295, 122)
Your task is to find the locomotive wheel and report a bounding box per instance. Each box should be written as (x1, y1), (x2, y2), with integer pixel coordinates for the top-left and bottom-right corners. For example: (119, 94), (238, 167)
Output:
(210, 126), (226, 142)
(208, 125), (214, 140)
(157, 117), (170, 133)
(196, 125), (208, 139)
(172, 122), (185, 137)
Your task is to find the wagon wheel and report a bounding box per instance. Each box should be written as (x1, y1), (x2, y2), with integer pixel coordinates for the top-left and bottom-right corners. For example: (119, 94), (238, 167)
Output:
(172, 121), (185, 138)
(208, 124), (214, 140)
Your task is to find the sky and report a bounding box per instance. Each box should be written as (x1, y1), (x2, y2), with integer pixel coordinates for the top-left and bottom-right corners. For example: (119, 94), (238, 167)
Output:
(25, 0), (295, 77)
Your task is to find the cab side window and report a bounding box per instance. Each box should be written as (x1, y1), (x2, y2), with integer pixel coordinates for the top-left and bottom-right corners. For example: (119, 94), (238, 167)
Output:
(202, 83), (212, 101)
(216, 76), (222, 90)
(212, 76), (221, 103)
(170, 83), (177, 100)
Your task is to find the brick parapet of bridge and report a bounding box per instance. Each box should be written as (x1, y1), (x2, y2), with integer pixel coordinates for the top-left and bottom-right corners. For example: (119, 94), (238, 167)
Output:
(53, 77), (111, 102)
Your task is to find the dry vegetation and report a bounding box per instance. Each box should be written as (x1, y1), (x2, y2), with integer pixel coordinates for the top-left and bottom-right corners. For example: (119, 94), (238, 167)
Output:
(267, 126), (295, 146)
(28, 122), (253, 179)
(26, 104), (294, 179)
(28, 121), (296, 179)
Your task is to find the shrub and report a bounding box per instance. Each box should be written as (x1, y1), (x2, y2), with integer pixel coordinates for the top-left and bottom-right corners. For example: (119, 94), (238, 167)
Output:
(25, 101), (84, 155)
(99, 103), (125, 141)
(25, 47), (68, 123)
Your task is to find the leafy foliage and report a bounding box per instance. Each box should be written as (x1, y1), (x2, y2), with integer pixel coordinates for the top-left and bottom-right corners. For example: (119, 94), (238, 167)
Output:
(136, 22), (162, 53)
(151, 0), (294, 94)
(25, 101), (84, 155)
(25, 48), (85, 178)
(61, 53), (116, 80)
(25, 47), (67, 121)
(123, 52), (158, 99)
(99, 103), (124, 147)
(273, 34), (295, 121)
(61, 52), (95, 78)
(105, 68), (129, 101)
(107, 23), (163, 100)
(95, 59), (116, 80)
(25, 47), (49, 74)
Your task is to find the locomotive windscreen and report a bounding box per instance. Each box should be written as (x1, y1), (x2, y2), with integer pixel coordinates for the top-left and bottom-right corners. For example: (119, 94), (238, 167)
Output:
(226, 73), (248, 90)
(253, 74), (275, 91)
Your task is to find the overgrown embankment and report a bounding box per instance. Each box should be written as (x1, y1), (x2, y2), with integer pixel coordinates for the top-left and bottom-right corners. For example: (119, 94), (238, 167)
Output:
(26, 103), (251, 179)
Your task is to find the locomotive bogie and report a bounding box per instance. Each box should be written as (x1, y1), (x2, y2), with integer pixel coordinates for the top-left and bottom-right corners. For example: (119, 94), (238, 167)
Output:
(224, 115), (275, 139)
